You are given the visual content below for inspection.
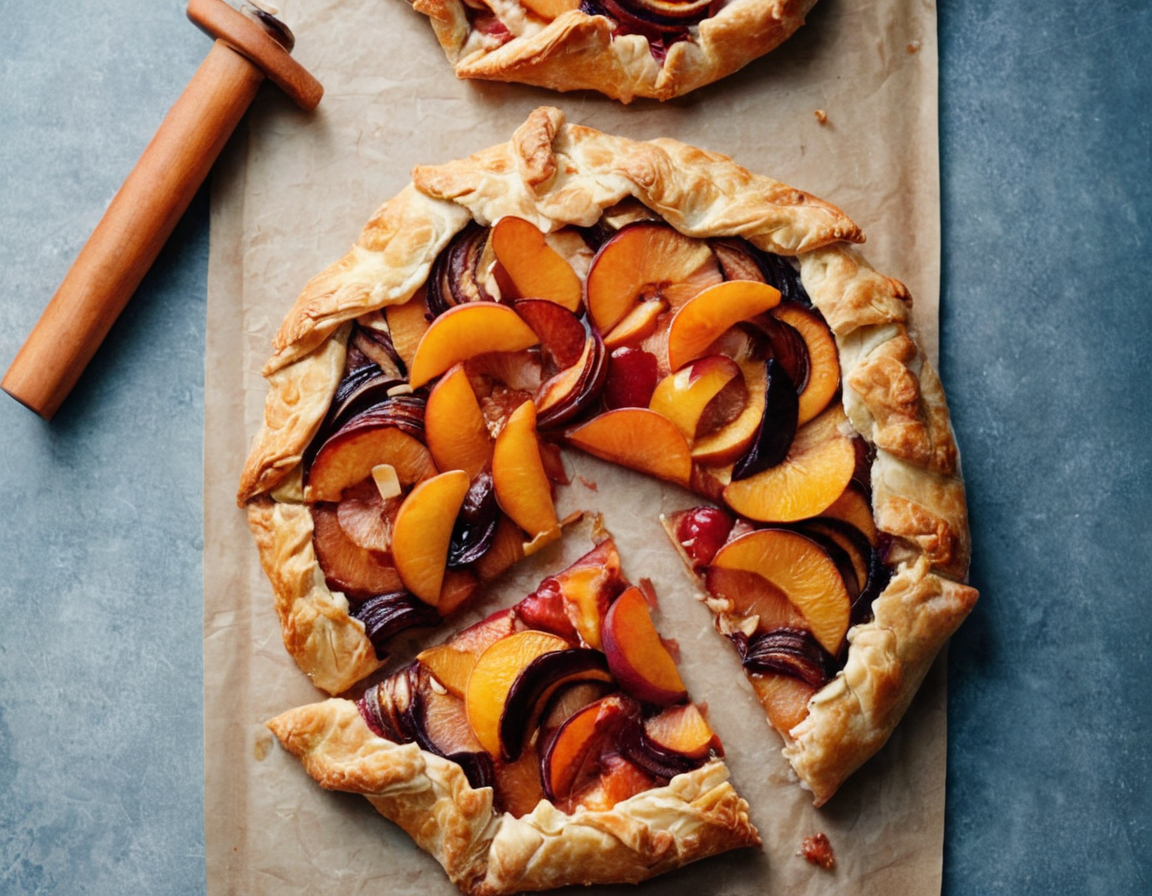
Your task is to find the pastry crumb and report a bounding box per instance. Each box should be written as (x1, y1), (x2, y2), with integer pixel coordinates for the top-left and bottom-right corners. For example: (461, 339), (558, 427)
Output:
(577, 475), (598, 491)
(907, 39), (922, 54)
(801, 833), (835, 870)
(813, 109), (828, 125)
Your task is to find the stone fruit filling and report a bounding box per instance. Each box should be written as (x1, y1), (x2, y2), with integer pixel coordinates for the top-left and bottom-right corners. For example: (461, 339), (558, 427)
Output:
(304, 207), (889, 739)
(358, 540), (724, 815)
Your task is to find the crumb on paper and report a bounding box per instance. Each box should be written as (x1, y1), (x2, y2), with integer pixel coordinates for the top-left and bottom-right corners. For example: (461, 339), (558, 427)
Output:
(638, 577), (659, 609)
(907, 39), (922, 54)
(577, 475), (598, 492)
(814, 109), (828, 125)
(801, 833), (835, 870)
(254, 733), (274, 761)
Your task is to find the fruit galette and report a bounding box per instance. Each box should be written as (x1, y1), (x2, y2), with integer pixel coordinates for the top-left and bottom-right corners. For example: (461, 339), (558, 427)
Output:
(268, 539), (759, 893)
(240, 105), (976, 844)
(407, 0), (817, 101)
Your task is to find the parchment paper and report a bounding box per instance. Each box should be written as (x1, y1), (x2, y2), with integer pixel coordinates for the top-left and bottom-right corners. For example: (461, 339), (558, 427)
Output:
(204, 0), (945, 892)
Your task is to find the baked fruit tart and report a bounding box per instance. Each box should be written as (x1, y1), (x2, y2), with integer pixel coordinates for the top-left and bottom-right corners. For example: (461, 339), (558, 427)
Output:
(407, 0), (818, 101)
(268, 538), (759, 893)
(238, 106), (977, 809)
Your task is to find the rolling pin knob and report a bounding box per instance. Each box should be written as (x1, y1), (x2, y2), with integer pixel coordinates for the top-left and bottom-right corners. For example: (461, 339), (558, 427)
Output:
(2, 0), (322, 420)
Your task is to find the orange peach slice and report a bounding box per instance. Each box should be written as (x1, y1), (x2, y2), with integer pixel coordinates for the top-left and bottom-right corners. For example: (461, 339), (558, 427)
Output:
(601, 586), (688, 706)
(749, 672), (815, 735)
(391, 470), (472, 606)
(384, 289), (432, 372)
(603, 299), (667, 350)
(820, 481), (878, 546)
(649, 355), (742, 442)
(644, 702), (717, 760)
(307, 425), (437, 503)
(773, 302), (840, 425)
(425, 364), (493, 480)
(565, 408), (692, 486)
(704, 566), (810, 632)
(722, 405), (856, 523)
(492, 401), (561, 554)
(690, 360), (767, 466)
(585, 224), (723, 334)
(710, 528), (850, 654)
(491, 217), (582, 312)
(417, 609), (524, 698)
(466, 630), (571, 756)
(666, 280), (782, 373)
(520, 0), (581, 19)
(408, 303), (540, 389)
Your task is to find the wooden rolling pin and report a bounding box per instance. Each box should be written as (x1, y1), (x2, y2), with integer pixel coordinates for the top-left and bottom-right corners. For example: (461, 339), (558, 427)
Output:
(2, 0), (322, 419)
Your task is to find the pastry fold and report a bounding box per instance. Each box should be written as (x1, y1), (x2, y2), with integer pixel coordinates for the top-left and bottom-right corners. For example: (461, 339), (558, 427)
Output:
(267, 698), (760, 895)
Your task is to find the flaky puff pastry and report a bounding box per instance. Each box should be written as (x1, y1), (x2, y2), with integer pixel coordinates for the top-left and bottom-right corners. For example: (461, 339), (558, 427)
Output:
(409, 0), (817, 103)
(267, 698), (760, 895)
(240, 107), (976, 804)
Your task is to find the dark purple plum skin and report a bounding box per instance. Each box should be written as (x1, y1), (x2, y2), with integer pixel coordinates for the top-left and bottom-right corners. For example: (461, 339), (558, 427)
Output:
(731, 359), (799, 480)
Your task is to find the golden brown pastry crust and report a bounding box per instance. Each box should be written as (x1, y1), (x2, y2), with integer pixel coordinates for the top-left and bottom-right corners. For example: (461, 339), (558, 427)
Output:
(409, 0), (817, 103)
(267, 698), (760, 895)
(240, 107), (975, 804)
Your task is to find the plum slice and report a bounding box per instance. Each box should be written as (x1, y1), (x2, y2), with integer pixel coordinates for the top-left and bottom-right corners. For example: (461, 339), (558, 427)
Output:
(729, 359), (799, 480)
(669, 505), (735, 572)
(603, 347), (659, 410)
(409, 664), (496, 789)
(622, 702), (718, 779)
(427, 221), (497, 316)
(498, 648), (613, 760)
(447, 471), (500, 568)
(540, 693), (641, 803)
(310, 503), (404, 598)
(741, 627), (839, 689)
(351, 592), (440, 659)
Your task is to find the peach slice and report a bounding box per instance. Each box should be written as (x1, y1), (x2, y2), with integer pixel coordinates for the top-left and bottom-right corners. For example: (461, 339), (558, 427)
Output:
(541, 694), (639, 802)
(391, 470), (472, 606)
(772, 302), (839, 425)
(665, 279), (782, 373)
(384, 288), (432, 372)
(519, 0), (581, 20)
(649, 354), (743, 442)
(602, 299), (667, 350)
(585, 223), (723, 334)
(749, 672), (815, 735)
(417, 609), (525, 698)
(643, 702), (718, 760)
(465, 630), (571, 756)
(492, 401), (561, 554)
(565, 408), (692, 487)
(491, 217), (583, 312)
(408, 303), (540, 389)
(722, 405), (856, 523)
(704, 566), (810, 632)
(710, 528), (850, 654)
(307, 425), (437, 503)
(820, 480), (878, 546)
(425, 364), (493, 480)
(602, 586), (688, 706)
(690, 360), (767, 466)
(570, 753), (656, 813)
(550, 540), (623, 649)
(493, 742), (547, 818)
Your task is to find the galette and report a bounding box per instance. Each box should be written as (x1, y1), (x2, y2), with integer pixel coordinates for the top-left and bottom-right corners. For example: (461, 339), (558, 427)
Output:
(238, 106), (977, 817)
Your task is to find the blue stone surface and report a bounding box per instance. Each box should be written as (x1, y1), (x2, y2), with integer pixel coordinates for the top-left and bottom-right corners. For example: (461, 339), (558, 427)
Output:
(0, 1), (1149, 894)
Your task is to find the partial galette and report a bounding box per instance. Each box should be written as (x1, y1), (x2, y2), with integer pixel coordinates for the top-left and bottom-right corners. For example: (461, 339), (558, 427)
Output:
(406, 0), (818, 101)
(268, 539), (759, 893)
(239, 106), (977, 817)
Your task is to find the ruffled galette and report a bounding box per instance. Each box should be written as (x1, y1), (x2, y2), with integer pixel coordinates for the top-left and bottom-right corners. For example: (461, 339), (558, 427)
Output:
(407, 0), (818, 101)
(267, 539), (759, 894)
(239, 106), (976, 810)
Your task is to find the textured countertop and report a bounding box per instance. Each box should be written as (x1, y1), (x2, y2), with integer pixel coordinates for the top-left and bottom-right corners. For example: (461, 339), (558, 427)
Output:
(0, 1), (1149, 893)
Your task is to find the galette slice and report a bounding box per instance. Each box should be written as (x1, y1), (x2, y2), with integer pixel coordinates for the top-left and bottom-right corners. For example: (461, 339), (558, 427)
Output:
(266, 538), (759, 895)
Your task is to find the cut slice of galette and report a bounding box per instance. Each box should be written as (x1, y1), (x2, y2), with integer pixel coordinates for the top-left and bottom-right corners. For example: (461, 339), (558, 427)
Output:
(267, 538), (759, 895)
(407, 0), (817, 102)
(239, 106), (976, 806)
